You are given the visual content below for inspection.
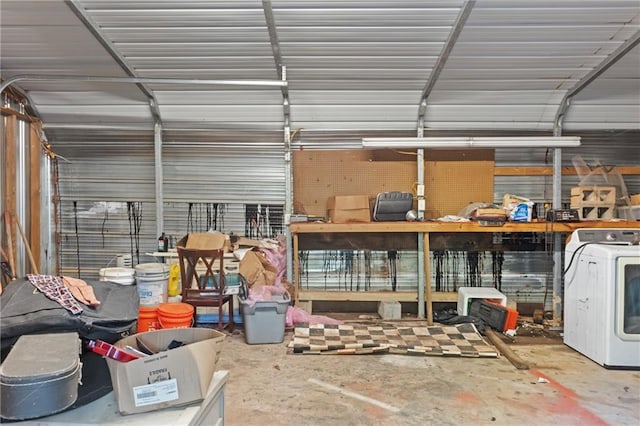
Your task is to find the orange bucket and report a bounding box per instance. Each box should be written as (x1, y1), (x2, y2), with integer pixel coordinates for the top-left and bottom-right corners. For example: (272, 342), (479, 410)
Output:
(157, 302), (194, 329)
(138, 306), (159, 333)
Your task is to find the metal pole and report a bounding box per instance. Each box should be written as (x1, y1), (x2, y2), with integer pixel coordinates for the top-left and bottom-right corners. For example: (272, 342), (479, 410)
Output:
(154, 122), (164, 238)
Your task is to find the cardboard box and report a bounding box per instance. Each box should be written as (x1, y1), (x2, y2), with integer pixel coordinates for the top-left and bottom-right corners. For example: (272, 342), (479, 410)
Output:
(327, 195), (371, 223)
(176, 233), (228, 251)
(105, 328), (225, 415)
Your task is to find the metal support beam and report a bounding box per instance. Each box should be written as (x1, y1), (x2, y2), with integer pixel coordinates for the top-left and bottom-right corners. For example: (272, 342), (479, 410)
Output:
(65, 0), (162, 123)
(154, 122), (164, 238)
(554, 29), (640, 126)
(263, 0), (294, 283)
(417, 0), (475, 126)
(413, 2), (475, 318)
(1, 75), (287, 96)
(550, 116), (564, 326)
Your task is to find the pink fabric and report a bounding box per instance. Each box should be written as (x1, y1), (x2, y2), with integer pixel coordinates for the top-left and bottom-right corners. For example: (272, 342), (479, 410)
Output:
(286, 306), (343, 328)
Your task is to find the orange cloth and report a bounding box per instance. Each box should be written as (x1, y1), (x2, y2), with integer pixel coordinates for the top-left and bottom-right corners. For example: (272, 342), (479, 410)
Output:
(62, 276), (101, 307)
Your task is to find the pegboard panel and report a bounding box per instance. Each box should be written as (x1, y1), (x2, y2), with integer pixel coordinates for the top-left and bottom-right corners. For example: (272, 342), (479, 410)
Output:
(425, 150), (495, 218)
(293, 149), (494, 219)
(293, 150), (416, 217)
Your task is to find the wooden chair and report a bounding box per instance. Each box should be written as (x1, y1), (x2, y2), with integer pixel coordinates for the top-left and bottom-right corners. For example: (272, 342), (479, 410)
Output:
(177, 246), (234, 332)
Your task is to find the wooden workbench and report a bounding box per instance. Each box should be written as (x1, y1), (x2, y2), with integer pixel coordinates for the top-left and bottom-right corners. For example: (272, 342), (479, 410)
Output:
(289, 220), (639, 324)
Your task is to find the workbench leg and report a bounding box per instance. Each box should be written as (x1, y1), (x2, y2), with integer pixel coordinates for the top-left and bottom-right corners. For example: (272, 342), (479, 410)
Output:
(424, 232), (433, 325)
(293, 233), (299, 306)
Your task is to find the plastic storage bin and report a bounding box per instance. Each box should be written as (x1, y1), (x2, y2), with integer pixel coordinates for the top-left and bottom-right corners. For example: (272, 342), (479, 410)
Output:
(240, 292), (290, 344)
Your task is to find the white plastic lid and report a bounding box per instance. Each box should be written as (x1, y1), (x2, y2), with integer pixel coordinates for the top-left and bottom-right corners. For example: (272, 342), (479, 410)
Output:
(99, 267), (135, 278)
(135, 262), (170, 276)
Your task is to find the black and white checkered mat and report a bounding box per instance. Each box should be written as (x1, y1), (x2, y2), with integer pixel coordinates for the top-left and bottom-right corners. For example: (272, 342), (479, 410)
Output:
(288, 322), (498, 357)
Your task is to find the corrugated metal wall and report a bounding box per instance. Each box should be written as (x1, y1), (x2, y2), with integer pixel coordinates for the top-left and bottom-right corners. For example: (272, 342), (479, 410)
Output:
(52, 128), (287, 278)
(52, 128), (638, 311)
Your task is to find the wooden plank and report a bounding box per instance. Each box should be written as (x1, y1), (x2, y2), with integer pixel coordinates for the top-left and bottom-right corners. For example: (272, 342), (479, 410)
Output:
(485, 328), (530, 370)
(424, 232), (432, 325)
(290, 220), (640, 234)
(495, 166), (640, 176)
(298, 290), (458, 303)
(29, 123), (41, 272)
(3, 116), (17, 268)
(298, 290), (419, 303)
(1, 107), (33, 122)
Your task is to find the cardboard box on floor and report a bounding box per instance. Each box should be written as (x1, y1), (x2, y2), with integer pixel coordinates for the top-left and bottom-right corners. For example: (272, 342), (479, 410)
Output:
(105, 328), (225, 415)
(177, 232), (229, 252)
(327, 195), (371, 223)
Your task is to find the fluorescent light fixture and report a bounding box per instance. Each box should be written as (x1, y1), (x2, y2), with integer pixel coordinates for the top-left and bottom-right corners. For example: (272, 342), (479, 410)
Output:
(361, 136), (581, 149)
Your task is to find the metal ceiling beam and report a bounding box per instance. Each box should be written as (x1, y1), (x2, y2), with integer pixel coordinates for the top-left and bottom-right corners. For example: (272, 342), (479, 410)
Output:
(262, 0), (294, 284)
(417, 0), (475, 133)
(262, 0), (290, 124)
(65, 0), (162, 123)
(554, 29), (640, 130)
(0, 75), (288, 95)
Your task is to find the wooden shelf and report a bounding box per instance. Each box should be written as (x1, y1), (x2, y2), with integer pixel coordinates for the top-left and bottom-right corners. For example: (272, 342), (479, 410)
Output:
(290, 220), (639, 325)
(290, 220), (639, 234)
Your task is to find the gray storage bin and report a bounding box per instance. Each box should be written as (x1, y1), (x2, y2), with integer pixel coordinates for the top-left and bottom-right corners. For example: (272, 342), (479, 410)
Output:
(1, 332), (81, 420)
(240, 292), (290, 344)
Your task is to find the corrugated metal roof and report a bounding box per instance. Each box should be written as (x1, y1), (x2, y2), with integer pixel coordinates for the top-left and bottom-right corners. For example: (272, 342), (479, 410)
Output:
(1, 0), (639, 134)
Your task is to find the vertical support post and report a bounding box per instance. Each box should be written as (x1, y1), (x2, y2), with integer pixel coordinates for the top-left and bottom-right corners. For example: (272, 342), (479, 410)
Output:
(4, 115), (18, 273)
(154, 121), (164, 237)
(281, 65), (294, 285)
(552, 125), (563, 326)
(292, 231), (299, 305)
(29, 123), (41, 272)
(416, 123), (426, 319)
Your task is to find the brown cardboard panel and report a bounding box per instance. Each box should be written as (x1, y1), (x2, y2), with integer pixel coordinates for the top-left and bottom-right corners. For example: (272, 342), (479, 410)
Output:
(424, 149), (494, 162)
(177, 233), (226, 250)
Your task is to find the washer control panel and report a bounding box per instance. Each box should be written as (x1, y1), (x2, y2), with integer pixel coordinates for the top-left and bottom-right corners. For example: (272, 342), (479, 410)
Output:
(572, 229), (640, 244)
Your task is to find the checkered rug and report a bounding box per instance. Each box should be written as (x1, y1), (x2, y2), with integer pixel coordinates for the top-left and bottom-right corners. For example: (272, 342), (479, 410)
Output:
(288, 323), (498, 357)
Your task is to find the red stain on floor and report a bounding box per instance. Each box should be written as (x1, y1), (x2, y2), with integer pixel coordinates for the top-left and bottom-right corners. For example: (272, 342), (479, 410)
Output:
(455, 391), (482, 405)
(531, 369), (609, 426)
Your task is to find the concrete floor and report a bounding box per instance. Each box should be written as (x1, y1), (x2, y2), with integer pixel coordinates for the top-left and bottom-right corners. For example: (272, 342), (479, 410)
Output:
(218, 321), (640, 426)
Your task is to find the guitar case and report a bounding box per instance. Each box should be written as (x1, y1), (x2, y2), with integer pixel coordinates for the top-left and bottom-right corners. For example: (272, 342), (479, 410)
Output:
(0, 333), (82, 420)
(0, 277), (139, 350)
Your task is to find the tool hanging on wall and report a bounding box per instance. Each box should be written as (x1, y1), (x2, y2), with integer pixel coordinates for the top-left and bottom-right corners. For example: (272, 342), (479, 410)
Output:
(491, 251), (504, 291)
(73, 201), (81, 277)
(126, 202), (142, 265)
(1, 246), (15, 290)
(364, 250), (372, 291)
(101, 208), (109, 248)
(387, 250), (398, 291)
(341, 250), (354, 291)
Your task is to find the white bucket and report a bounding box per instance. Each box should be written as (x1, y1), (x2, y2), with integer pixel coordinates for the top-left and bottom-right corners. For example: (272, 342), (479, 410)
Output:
(135, 263), (170, 306)
(116, 254), (132, 268)
(99, 267), (135, 285)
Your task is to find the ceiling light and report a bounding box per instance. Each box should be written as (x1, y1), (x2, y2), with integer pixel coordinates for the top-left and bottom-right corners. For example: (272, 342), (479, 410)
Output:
(361, 136), (581, 149)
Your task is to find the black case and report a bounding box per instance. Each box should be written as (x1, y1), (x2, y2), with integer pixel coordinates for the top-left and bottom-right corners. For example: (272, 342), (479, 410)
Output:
(1, 333), (81, 420)
(373, 192), (413, 221)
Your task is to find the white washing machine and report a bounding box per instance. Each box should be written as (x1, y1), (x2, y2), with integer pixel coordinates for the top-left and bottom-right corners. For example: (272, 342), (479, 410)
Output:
(564, 228), (640, 369)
